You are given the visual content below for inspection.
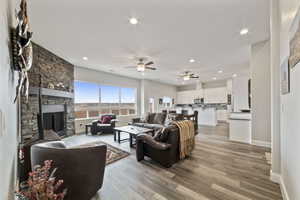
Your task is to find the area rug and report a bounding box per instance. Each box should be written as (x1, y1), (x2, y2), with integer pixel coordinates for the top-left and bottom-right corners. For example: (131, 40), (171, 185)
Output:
(79, 141), (130, 165)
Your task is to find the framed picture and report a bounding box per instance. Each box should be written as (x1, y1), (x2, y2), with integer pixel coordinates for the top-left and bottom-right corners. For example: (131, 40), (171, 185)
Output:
(281, 58), (290, 95)
(159, 98), (163, 105)
(289, 7), (300, 68)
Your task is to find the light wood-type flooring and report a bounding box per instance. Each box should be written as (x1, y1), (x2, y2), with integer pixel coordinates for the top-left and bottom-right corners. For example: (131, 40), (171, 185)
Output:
(64, 123), (282, 200)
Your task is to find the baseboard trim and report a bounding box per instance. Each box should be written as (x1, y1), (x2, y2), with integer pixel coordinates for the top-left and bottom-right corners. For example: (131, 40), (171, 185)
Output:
(270, 171), (290, 200)
(252, 140), (271, 148)
(270, 171), (281, 183)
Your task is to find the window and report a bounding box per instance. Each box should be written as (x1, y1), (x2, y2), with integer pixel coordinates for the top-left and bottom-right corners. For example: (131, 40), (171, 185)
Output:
(74, 81), (99, 103)
(74, 81), (137, 119)
(163, 97), (172, 108)
(101, 85), (119, 103)
(121, 88), (136, 103)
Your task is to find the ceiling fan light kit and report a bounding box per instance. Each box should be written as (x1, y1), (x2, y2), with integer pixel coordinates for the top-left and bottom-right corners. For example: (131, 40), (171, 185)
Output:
(179, 71), (199, 81)
(125, 58), (156, 72)
(137, 63), (145, 72)
(183, 76), (190, 81)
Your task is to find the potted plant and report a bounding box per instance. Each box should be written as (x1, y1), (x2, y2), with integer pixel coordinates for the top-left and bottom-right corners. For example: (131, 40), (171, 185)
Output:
(16, 160), (67, 200)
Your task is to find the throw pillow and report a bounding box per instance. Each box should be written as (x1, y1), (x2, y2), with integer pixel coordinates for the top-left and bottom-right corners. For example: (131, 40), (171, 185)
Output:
(101, 115), (112, 124)
(145, 113), (156, 124)
(153, 127), (169, 143)
(153, 113), (167, 125)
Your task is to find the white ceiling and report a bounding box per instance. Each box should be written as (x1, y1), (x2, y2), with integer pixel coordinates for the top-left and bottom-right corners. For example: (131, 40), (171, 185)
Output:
(28, 0), (270, 86)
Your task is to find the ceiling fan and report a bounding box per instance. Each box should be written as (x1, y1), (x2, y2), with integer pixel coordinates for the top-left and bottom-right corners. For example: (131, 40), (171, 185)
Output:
(125, 58), (157, 72)
(179, 71), (199, 81)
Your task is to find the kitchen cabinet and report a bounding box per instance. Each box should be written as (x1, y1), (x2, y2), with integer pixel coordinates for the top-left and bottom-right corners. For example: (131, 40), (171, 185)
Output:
(177, 87), (227, 104)
(204, 87), (227, 104)
(217, 109), (229, 122)
(177, 90), (203, 104)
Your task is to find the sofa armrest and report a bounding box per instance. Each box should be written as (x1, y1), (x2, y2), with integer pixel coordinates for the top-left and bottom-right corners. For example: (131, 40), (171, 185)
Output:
(92, 120), (100, 123)
(136, 134), (171, 150)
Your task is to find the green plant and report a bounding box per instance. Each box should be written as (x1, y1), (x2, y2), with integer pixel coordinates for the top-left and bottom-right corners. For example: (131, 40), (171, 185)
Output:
(17, 160), (67, 200)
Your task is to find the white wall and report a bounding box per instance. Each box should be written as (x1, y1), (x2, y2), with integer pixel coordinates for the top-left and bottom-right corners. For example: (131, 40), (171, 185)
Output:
(0, 0), (18, 199)
(232, 75), (250, 112)
(277, 0), (300, 199)
(250, 40), (272, 145)
(270, 0), (281, 176)
(141, 80), (177, 115)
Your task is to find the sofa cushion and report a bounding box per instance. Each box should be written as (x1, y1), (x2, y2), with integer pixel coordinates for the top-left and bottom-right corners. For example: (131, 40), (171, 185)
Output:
(153, 113), (167, 125)
(153, 127), (170, 143)
(133, 123), (146, 128)
(145, 113), (156, 124)
(143, 124), (164, 130)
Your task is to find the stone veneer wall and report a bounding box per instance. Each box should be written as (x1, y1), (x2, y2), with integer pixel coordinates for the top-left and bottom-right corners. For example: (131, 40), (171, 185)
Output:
(21, 43), (75, 141)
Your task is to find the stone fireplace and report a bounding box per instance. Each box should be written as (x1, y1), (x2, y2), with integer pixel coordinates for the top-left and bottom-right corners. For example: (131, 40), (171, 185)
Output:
(21, 43), (75, 142)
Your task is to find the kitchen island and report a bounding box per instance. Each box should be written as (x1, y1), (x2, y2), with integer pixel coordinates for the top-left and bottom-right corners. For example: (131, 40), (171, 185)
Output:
(175, 104), (227, 126)
(229, 112), (252, 144)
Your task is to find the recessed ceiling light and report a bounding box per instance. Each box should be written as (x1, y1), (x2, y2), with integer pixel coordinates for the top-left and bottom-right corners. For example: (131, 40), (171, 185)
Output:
(232, 74), (237, 78)
(129, 18), (138, 25)
(83, 57), (88, 61)
(189, 59), (195, 63)
(240, 28), (249, 35)
(218, 70), (223, 73)
(212, 77), (217, 80)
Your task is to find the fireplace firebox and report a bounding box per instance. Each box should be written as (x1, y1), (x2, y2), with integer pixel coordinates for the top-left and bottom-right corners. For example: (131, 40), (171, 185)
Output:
(39, 104), (68, 138)
(43, 112), (65, 136)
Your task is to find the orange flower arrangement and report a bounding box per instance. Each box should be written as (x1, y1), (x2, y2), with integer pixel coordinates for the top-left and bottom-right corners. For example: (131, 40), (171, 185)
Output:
(17, 160), (67, 200)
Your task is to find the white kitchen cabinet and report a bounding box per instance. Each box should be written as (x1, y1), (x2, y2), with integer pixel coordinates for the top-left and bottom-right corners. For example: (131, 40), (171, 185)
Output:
(177, 91), (192, 104)
(204, 87), (227, 104)
(177, 90), (204, 104)
(177, 88), (226, 104)
(217, 109), (228, 121)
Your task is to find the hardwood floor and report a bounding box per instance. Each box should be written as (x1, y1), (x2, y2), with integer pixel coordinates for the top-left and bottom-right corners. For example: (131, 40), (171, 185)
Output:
(65, 123), (282, 200)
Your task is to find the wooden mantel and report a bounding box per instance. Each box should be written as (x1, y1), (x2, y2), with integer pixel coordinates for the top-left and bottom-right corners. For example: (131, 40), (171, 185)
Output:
(29, 87), (74, 99)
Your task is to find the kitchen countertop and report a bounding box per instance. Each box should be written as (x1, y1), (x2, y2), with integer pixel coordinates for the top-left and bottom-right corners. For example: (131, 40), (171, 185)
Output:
(175, 103), (228, 110)
(229, 112), (251, 120)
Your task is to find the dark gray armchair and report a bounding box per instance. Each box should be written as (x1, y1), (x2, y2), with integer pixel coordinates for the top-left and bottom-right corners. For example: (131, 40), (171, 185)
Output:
(91, 114), (117, 135)
(31, 141), (107, 200)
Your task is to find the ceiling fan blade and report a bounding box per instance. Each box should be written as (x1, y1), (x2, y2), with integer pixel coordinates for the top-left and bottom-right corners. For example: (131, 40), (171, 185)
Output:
(145, 66), (157, 70)
(145, 61), (154, 66)
(124, 66), (137, 68)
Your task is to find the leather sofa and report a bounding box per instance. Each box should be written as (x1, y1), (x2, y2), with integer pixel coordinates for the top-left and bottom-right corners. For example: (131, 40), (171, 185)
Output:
(132, 111), (198, 134)
(91, 114), (117, 135)
(136, 125), (180, 168)
(31, 141), (107, 200)
(131, 113), (167, 131)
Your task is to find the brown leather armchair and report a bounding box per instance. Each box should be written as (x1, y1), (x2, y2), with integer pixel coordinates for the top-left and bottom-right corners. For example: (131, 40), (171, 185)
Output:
(31, 141), (107, 200)
(136, 125), (179, 168)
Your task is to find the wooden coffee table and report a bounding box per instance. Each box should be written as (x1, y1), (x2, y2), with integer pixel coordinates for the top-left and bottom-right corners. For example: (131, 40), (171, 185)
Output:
(113, 125), (154, 148)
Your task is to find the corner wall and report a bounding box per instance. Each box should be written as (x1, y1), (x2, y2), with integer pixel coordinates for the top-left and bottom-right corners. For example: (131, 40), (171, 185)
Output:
(0, 0), (18, 199)
(141, 80), (177, 115)
(250, 40), (272, 146)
